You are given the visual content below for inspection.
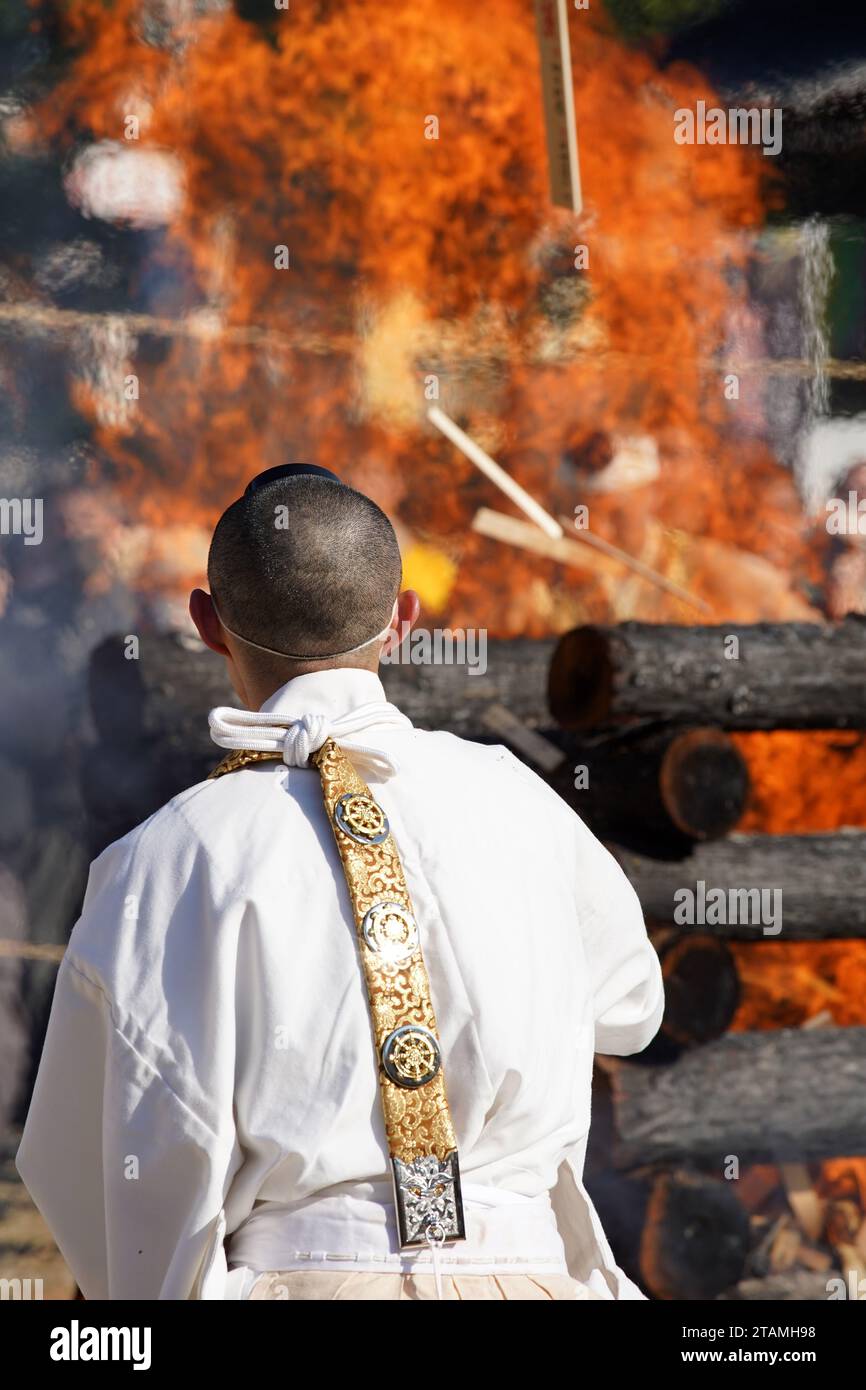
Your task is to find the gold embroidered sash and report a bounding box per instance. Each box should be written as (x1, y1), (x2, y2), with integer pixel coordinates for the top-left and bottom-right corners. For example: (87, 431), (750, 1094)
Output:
(209, 738), (466, 1250)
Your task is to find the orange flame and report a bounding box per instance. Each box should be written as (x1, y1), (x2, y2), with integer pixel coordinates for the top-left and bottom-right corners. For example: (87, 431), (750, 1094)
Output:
(34, 0), (816, 630)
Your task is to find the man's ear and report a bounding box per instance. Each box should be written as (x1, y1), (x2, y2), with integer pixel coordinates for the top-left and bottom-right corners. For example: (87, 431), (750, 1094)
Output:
(189, 588), (230, 655)
(396, 589), (421, 630)
(382, 589), (421, 656)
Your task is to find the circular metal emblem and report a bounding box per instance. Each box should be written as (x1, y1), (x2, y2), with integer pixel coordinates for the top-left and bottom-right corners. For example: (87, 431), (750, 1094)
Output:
(361, 901), (419, 963)
(333, 792), (389, 845)
(381, 1025), (441, 1089)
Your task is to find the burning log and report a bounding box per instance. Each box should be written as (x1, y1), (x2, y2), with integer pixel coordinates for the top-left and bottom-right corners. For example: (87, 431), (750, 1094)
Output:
(619, 932), (740, 1064)
(549, 618), (866, 730)
(587, 1168), (750, 1300)
(656, 729), (749, 840)
(89, 631), (560, 746)
(654, 932), (741, 1050)
(611, 1025), (866, 1168)
(556, 725), (749, 851)
(615, 829), (866, 940)
(88, 632), (233, 755)
(641, 1170), (751, 1301)
(84, 630), (753, 860)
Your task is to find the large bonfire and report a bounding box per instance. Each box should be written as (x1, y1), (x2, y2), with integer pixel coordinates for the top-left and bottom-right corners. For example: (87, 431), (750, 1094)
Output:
(30, 0), (813, 629)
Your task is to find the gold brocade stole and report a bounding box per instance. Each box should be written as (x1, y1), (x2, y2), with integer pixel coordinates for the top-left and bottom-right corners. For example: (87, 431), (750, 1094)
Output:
(209, 739), (466, 1250)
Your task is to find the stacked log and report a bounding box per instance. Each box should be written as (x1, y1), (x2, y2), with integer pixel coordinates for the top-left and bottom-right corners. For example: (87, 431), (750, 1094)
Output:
(552, 725), (749, 853)
(651, 932), (741, 1051)
(615, 830), (866, 940)
(586, 1168), (752, 1301)
(549, 618), (866, 730)
(551, 618), (866, 1299)
(611, 1026), (866, 1169)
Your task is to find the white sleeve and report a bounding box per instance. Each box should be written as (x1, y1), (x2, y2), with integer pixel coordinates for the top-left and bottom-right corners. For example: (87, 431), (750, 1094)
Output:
(498, 747), (664, 1058)
(15, 798), (247, 1302)
(575, 821), (664, 1057)
(16, 954), (241, 1300)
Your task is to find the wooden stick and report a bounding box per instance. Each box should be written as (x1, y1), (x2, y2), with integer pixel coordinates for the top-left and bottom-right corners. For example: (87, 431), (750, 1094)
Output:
(727, 357), (866, 381)
(0, 939), (65, 963)
(428, 407), (563, 539)
(3, 303), (866, 380)
(473, 506), (708, 614)
(481, 702), (566, 773)
(801, 1009), (834, 1030)
(473, 505), (616, 570)
(533, 0), (582, 214)
(556, 515), (711, 613)
(780, 1161), (826, 1243)
(0, 301), (343, 355)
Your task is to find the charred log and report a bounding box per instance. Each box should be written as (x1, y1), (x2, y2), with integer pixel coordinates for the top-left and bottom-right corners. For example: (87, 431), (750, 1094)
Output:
(548, 618), (866, 731)
(556, 726), (749, 852)
(641, 1170), (751, 1301)
(380, 638), (556, 735)
(615, 829), (866, 940)
(586, 1168), (750, 1300)
(612, 1026), (866, 1168)
(630, 932), (742, 1065)
(656, 932), (741, 1049)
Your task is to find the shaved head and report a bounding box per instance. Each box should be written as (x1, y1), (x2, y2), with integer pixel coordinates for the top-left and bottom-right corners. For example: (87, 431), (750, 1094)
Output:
(207, 475), (402, 680)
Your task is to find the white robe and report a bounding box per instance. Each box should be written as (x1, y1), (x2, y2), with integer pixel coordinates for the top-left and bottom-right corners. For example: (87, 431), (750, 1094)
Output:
(16, 667), (664, 1299)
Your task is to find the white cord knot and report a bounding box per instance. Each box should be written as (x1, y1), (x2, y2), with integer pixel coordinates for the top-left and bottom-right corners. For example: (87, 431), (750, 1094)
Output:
(208, 700), (412, 779)
(281, 712), (332, 767)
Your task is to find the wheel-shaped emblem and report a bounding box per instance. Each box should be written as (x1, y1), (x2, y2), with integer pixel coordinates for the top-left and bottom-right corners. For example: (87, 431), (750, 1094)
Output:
(333, 792), (389, 844)
(362, 902), (419, 963)
(381, 1025), (441, 1088)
